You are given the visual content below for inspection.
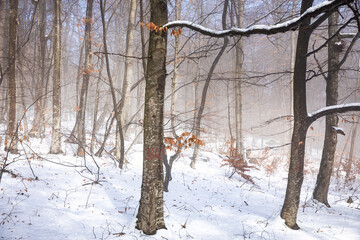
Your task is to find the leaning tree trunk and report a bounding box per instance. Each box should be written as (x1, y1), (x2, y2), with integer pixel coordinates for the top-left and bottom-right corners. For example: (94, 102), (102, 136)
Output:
(49, 0), (63, 154)
(190, 0), (229, 168)
(313, 11), (340, 207)
(135, 0), (167, 235)
(280, 0), (314, 230)
(4, 0), (19, 153)
(76, 0), (93, 156)
(115, 0), (137, 168)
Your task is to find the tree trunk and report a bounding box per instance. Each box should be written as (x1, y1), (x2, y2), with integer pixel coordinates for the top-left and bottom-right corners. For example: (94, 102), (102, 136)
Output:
(29, 0), (47, 138)
(345, 59), (360, 182)
(191, 0), (229, 168)
(4, 0), (19, 153)
(163, 0), (182, 193)
(234, 0), (245, 157)
(49, 0), (63, 154)
(90, 57), (104, 154)
(313, 11), (339, 207)
(67, 40), (84, 143)
(280, 0), (313, 230)
(116, 0), (137, 168)
(136, 0), (167, 234)
(76, 0), (94, 156)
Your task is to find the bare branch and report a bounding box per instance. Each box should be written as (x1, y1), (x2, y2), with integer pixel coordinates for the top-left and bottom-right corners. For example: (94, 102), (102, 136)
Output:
(164, 0), (351, 37)
(307, 103), (360, 123)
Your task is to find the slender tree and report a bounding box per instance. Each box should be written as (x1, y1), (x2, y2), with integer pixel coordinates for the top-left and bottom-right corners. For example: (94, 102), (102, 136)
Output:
(190, 0), (230, 168)
(76, 0), (94, 156)
(234, 0), (245, 157)
(49, 0), (63, 154)
(313, 11), (340, 206)
(115, 0), (137, 168)
(136, 0), (167, 234)
(29, 0), (47, 138)
(4, 0), (19, 153)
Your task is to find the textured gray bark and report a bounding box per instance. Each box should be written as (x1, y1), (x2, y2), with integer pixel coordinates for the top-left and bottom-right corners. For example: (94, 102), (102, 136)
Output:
(76, 0), (93, 156)
(313, 11), (340, 207)
(136, 0), (167, 234)
(49, 0), (63, 154)
(4, 0), (18, 153)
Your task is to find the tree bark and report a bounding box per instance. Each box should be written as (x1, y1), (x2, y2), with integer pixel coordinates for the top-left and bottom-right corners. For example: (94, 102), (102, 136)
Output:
(234, 0), (245, 157)
(29, 0), (47, 138)
(136, 0), (167, 234)
(49, 0), (63, 154)
(76, 0), (94, 156)
(280, 0), (313, 230)
(4, 0), (19, 153)
(313, 11), (340, 207)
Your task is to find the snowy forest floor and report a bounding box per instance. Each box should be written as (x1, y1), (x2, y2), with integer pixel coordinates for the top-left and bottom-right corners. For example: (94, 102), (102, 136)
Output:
(0, 136), (359, 240)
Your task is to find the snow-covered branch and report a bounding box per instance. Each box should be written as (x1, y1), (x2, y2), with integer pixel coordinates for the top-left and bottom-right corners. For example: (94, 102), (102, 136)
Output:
(164, 0), (350, 37)
(307, 103), (360, 123)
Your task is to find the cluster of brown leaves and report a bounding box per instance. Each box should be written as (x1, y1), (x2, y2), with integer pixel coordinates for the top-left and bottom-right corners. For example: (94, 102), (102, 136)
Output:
(220, 139), (254, 184)
(81, 17), (93, 24)
(164, 132), (204, 153)
(141, 22), (168, 33)
(171, 28), (182, 37)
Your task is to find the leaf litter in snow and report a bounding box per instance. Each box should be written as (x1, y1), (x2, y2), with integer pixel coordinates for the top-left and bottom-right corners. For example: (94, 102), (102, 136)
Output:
(0, 139), (359, 239)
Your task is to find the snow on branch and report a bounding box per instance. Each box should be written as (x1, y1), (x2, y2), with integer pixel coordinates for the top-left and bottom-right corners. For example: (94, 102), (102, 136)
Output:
(164, 0), (350, 37)
(307, 103), (360, 122)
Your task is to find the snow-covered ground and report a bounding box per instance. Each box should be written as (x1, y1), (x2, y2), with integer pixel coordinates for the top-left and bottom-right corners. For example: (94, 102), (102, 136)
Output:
(0, 137), (359, 239)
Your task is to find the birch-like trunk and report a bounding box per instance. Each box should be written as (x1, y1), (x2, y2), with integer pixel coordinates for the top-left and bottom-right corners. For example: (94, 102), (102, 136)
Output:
(234, 0), (245, 157)
(49, 0), (63, 154)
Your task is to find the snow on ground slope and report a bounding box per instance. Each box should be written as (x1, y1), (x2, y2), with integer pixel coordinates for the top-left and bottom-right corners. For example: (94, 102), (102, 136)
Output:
(0, 141), (359, 240)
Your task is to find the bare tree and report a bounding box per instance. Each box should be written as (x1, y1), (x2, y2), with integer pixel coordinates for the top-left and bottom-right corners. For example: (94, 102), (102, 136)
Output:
(115, 0), (137, 168)
(4, 0), (19, 153)
(234, 0), (245, 156)
(313, 11), (340, 207)
(190, 0), (230, 168)
(165, 0), (359, 230)
(49, 0), (63, 154)
(76, 0), (94, 156)
(29, 0), (47, 138)
(136, 0), (167, 234)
